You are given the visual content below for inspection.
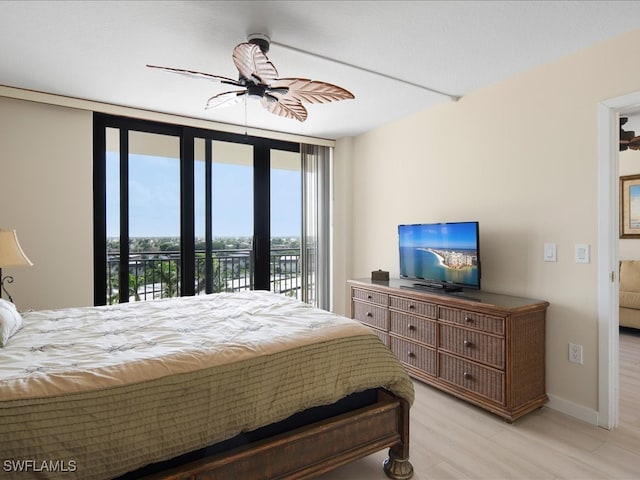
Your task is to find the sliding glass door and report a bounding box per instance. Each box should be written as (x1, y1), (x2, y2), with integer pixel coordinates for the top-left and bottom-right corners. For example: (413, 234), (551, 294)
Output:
(94, 114), (319, 306)
(190, 135), (302, 296)
(194, 139), (255, 294)
(270, 149), (302, 298)
(98, 120), (183, 304)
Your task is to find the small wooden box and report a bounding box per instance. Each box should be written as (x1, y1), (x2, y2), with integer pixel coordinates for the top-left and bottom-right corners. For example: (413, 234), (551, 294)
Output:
(371, 270), (389, 281)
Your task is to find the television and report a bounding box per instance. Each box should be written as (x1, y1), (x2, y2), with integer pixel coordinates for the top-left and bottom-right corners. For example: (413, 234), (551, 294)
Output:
(398, 221), (481, 292)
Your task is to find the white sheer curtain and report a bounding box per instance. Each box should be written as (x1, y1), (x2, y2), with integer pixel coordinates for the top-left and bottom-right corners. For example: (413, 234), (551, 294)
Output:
(301, 144), (331, 310)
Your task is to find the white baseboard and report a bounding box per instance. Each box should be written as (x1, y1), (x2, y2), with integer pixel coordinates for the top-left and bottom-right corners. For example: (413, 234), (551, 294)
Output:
(546, 393), (599, 426)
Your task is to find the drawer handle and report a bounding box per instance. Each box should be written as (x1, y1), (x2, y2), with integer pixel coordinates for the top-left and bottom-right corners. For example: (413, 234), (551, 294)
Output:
(463, 372), (473, 380)
(408, 324), (416, 331)
(465, 316), (474, 324)
(408, 351), (416, 358)
(409, 304), (415, 310)
(463, 340), (473, 348)
(367, 295), (373, 300)
(366, 312), (373, 317)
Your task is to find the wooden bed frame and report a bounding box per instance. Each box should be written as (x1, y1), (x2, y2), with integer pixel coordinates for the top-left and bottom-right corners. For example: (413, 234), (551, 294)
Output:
(141, 389), (413, 480)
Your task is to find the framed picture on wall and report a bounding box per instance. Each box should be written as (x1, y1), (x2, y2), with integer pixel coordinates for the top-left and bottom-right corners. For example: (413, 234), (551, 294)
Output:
(620, 174), (640, 238)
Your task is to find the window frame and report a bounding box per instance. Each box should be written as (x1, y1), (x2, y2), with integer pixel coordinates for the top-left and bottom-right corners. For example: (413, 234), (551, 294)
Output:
(93, 113), (300, 305)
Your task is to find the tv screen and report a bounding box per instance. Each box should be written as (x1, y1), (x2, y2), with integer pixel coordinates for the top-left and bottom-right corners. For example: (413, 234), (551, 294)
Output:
(398, 222), (480, 291)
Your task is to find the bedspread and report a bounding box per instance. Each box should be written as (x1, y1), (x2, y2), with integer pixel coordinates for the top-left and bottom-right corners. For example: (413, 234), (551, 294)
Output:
(0, 291), (414, 480)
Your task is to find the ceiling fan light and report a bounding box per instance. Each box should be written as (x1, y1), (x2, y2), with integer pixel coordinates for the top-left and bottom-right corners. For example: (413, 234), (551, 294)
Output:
(263, 94), (278, 104)
(246, 83), (266, 100)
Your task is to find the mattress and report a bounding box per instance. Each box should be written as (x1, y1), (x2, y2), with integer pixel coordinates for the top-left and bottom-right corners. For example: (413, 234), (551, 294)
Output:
(0, 291), (414, 480)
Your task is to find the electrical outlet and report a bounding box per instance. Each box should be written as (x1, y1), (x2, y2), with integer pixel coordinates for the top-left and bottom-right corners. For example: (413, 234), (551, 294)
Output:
(569, 343), (583, 364)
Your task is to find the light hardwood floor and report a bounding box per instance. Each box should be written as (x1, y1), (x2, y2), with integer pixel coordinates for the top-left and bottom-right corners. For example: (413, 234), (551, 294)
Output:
(316, 328), (640, 480)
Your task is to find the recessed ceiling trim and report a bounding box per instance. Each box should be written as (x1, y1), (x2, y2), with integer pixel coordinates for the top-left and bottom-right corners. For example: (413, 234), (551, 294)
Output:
(271, 40), (461, 102)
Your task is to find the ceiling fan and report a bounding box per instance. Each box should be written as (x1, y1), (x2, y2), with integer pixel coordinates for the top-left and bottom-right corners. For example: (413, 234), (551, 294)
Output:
(147, 34), (354, 122)
(620, 117), (640, 151)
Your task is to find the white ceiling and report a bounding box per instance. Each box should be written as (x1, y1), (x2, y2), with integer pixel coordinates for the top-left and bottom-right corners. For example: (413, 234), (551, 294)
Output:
(2, 1), (640, 140)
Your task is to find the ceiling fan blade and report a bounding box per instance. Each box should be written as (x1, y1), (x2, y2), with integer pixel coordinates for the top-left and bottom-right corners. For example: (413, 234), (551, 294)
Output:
(146, 64), (240, 85)
(272, 78), (354, 104)
(261, 96), (307, 122)
(206, 90), (247, 109)
(232, 43), (278, 85)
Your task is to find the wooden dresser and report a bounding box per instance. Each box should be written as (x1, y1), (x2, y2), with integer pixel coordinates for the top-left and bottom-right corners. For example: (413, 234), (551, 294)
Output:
(348, 278), (549, 422)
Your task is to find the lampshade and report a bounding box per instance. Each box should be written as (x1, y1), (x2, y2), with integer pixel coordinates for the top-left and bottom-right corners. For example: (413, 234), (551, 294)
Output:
(0, 230), (33, 268)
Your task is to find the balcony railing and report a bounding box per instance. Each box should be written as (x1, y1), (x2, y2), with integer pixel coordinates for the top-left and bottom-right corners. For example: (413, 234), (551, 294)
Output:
(106, 247), (314, 304)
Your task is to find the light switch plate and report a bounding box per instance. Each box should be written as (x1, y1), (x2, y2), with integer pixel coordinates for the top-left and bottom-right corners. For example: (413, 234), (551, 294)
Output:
(575, 244), (590, 264)
(544, 243), (557, 262)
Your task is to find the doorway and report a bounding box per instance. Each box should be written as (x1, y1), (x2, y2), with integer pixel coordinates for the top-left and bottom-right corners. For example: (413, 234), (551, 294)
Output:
(597, 90), (640, 429)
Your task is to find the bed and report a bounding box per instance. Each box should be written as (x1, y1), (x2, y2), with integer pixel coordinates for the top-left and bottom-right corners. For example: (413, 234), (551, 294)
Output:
(0, 290), (415, 480)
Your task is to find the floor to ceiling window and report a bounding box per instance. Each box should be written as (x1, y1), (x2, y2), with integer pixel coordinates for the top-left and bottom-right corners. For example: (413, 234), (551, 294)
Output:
(93, 114), (330, 308)
(270, 148), (303, 298)
(193, 139), (255, 294)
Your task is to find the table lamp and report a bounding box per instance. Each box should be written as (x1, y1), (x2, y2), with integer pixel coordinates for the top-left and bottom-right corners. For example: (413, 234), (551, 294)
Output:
(0, 229), (33, 303)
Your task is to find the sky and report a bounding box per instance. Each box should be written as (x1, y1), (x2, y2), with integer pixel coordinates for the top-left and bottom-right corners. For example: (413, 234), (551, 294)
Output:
(106, 153), (301, 238)
(398, 222), (479, 250)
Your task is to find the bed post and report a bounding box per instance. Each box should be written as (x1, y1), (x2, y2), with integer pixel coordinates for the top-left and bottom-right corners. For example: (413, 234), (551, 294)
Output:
(382, 396), (413, 479)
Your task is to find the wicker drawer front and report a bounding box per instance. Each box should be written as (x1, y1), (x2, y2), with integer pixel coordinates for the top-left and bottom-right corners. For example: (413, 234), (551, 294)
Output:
(390, 296), (436, 318)
(438, 353), (504, 404)
(391, 337), (436, 376)
(390, 311), (436, 346)
(438, 324), (505, 369)
(369, 328), (389, 347)
(353, 301), (388, 330)
(352, 288), (388, 306)
(438, 306), (505, 335)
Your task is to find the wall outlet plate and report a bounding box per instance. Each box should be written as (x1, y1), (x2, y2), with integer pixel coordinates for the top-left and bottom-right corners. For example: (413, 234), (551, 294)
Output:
(569, 343), (583, 364)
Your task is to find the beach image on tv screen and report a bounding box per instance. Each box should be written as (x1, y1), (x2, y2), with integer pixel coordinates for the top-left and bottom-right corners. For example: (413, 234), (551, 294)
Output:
(399, 223), (479, 287)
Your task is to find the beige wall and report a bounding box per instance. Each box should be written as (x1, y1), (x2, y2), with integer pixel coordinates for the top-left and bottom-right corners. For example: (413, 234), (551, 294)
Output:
(333, 28), (640, 417)
(0, 97), (93, 310)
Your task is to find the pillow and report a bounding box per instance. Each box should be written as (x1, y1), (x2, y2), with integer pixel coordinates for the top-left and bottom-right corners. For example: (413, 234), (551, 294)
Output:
(0, 298), (23, 347)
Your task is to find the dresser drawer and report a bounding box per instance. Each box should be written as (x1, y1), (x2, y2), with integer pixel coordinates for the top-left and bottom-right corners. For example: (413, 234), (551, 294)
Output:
(390, 295), (436, 318)
(438, 324), (505, 369)
(391, 337), (436, 376)
(352, 287), (388, 306)
(353, 300), (388, 330)
(438, 353), (505, 404)
(438, 306), (505, 335)
(390, 311), (436, 346)
(369, 328), (389, 347)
